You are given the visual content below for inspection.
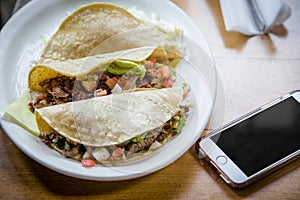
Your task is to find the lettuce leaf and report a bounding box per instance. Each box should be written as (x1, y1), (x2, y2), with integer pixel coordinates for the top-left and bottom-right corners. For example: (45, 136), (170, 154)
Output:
(4, 90), (39, 136)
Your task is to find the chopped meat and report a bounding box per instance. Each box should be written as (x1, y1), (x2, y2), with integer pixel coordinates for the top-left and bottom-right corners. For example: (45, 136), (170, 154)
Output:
(39, 131), (63, 146)
(156, 129), (171, 142)
(33, 76), (75, 108)
(136, 75), (152, 88)
(33, 93), (54, 108)
(39, 131), (85, 159)
(28, 102), (35, 113)
(47, 87), (70, 99)
(61, 79), (74, 94)
(63, 146), (80, 158)
(73, 90), (93, 101)
(126, 127), (162, 155)
(126, 137), (155, 155)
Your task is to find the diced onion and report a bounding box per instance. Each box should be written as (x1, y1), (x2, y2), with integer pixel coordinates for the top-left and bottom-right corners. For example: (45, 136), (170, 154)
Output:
(111, 83), (123, 94)
(149, 141), (162, 150)
(83, 150), (93, 159)
(92, 147), (110, 162)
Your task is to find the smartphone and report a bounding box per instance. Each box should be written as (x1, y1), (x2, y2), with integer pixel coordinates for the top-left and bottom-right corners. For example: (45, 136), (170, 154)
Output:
(196, 90), (300, 189)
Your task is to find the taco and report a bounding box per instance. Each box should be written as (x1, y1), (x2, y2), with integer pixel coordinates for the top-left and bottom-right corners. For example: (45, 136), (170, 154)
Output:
(6, 3), (189, 165)
(29, 47), (180, 111)
(36, 87), (189, 164)
(28, 3), (183, 110)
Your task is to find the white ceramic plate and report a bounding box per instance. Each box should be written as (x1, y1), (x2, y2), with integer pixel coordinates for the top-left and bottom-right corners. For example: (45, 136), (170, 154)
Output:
(0, 0), (216, 181)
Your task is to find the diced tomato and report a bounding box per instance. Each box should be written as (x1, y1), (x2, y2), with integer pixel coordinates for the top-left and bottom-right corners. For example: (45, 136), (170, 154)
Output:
(105, 77), (118, 89)
(81, 159), (96, 168)
(148, 57), (156, 64)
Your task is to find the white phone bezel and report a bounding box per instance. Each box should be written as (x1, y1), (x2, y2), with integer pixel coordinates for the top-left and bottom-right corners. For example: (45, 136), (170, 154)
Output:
(199, 90), (300, 184)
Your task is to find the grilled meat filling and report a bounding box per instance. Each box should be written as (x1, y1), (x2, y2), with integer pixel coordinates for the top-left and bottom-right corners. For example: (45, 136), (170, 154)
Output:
(39, 107), (188, 163)
(32, 59), (175, 109)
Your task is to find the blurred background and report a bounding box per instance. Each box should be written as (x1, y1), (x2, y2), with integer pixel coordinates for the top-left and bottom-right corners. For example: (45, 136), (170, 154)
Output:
(0, 0), (31, 29)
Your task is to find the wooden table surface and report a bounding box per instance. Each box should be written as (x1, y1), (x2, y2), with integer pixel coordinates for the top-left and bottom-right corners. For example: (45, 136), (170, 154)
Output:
(1, 0), (299, 199)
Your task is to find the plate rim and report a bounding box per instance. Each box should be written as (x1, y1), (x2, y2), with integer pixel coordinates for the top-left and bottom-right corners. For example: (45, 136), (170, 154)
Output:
(0, 0), (215, 181)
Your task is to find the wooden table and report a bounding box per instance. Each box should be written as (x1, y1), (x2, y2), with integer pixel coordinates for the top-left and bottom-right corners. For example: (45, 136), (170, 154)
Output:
(1, 0), (299, 199)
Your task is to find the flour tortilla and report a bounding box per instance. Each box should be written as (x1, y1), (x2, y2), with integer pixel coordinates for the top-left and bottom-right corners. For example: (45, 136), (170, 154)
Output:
(39, 2), (180, 62)
(35, 87), (183, 147)
(41, 3), (144, 61)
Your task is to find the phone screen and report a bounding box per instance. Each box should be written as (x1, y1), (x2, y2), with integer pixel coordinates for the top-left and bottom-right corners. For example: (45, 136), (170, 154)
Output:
(211, 97), (300, 176)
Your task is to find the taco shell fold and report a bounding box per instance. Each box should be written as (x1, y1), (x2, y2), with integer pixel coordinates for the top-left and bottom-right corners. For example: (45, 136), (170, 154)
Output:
(40, 3), (180, 61)
(28, 47), (156, 92)
(41, 3), (144, 61)
(35, 87), (183, 147)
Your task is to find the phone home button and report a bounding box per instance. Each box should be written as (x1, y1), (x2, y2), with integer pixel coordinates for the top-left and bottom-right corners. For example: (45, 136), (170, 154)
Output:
(216, 155), (227, 165)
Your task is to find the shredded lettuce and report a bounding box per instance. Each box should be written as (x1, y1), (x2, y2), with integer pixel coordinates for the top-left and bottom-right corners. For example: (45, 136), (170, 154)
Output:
(127, 7), (184, 44)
